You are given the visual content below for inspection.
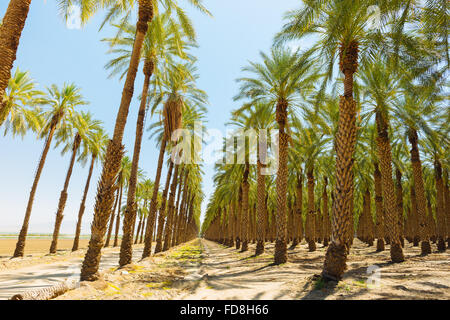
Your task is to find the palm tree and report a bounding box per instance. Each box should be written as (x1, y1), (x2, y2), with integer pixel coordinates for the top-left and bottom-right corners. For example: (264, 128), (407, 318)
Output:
(1, 67), (42, 135)
(0, 0), (33, 116)
(232, 101), (275, 255)
(143, 62), (207, 257)
(275, 0), (406, 280)
(358, 59), (405, 262)
(72, 123), (108, 251)
(13, 83), (88, 257)
(235, 46), (317, 264)
(105, 14), (195, 267)
(80, 0), (210, 281)
(80, 0), (153, 281)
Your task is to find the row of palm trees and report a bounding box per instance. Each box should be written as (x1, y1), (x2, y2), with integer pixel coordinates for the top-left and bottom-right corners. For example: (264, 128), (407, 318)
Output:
(202, 0), (449, 281)
(1, 0), (210, 280)
(1, 70), (109, 255)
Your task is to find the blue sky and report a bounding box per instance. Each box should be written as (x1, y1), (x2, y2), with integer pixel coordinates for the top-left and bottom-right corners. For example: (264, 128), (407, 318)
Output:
(0, 0), (306, 234)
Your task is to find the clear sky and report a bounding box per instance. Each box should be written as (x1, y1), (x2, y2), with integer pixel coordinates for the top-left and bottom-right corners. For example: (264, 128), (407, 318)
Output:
(0, 0), (305, 234)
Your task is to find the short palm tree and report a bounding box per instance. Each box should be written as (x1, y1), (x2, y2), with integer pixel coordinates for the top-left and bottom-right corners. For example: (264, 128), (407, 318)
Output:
(13, 83), (88, 257)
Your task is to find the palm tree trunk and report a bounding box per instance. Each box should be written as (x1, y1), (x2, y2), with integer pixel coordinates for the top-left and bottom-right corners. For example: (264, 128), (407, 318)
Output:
(395, 169), (405, 247)
(142, 137), (167, 258)
(72, 155), (96, 251)
(113, 185), (123, 247)
(241, 162), (250, 252)
(408, 128), (431, 255)
(322, 40), (358, 281)
(139, 214), (146, 244)
(255, 153), (266, 255)
(374, 162), (385, 252)
(306, 167), (316, 252)
(274, 98), (289, 264)
(119, 59), (154, 267)
(0, 0), (32, 117)
(105, 185), (120, 247)
(235, 185), (242, 250)
(375, 111), (404, 261)
(154, 161), (174, 254)
(80, 0), (153, 281)
(434, 158), (446, 251)
(50, 133), (81, 254)
(322, 177), (330, 246)
(162, 164), (180, 251)
(172, 169), (188, 246)
(13, 113), (60, 257)
(134, 215), (143, 245)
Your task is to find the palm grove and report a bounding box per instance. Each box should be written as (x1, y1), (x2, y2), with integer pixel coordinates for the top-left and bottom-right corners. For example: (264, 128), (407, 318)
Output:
(0, 0), (210, 281)
(0, 0), (448, 284)
(202, 0), (449, 281)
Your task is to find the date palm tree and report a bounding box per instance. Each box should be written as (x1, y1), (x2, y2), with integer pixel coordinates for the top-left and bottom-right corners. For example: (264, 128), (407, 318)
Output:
(275, 0), (405, 280)
(358, 59), (405, 262)
(72, 123), (108, 251)
(13, 83), (88, 257)
(49, 111), (104, 253)
(234, 46), (317, 264)
(1, 67), (42, 135)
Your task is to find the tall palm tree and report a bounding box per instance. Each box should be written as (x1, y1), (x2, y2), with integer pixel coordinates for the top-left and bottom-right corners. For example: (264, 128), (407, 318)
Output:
(0, 0), (33, 116)
(13, 83), (88, 257)
(143, 62), (207, 257)
(80, 0), (210, 282)
(72, 123), (108, 251)
(234, 46), (317, 264)
(105, 14), (195, 267)
(231, 101), (275, 255)
(275, 0), (404, 280)
(1, 67), (42, 135)
(358, 59), (405, 262)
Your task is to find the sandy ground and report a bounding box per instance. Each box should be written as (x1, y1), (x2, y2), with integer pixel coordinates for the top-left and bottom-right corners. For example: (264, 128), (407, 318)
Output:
(56, 238), (450, 300)
(0, 238), (90, 256)
(0, 239), (148, 300)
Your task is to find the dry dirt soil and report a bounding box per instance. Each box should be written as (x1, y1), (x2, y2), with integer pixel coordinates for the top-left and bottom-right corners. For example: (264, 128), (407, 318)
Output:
(56, 238), (450, 300)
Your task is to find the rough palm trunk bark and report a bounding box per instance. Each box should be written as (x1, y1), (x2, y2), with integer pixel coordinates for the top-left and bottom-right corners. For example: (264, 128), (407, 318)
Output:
(374, 162), (385, 252)
(375, 111), (404, 261)
(434, 158), (446, 251)
(154, 161), (174, 254)
(408, 128), (431, 255)
(322, 40), (358, 281)
(0, 0), (32, 116)
(395, 169), (405, 247)
(14, 111), (62, 257)
(274, 98), (289, 265)
(80, 0), (153, 281)
(72, 155), (96, 251)
(255, 152), (266, 255)
(142, 137), (167, 258)
(134, 215), (143, 245)
(410, 185), (420, 246)
(171, 169), (186, 246)
(119, 58), (154, 267)
(162, 164), (180, 251)
(306, 167), (316, 252)
(105, 184), (120, 247)
(50, 133), (81, 254)
(113, 185), (123, 247)
(322, 177), (330, 246)
(235, 185), (242, 250)
(241, 162), (250, 252)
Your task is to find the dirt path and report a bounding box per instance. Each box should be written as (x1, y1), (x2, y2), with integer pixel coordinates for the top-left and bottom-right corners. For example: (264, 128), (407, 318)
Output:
(177, 239), (450, 300)
(7, 238), (449, 300)
(0, 244), (145, 300)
